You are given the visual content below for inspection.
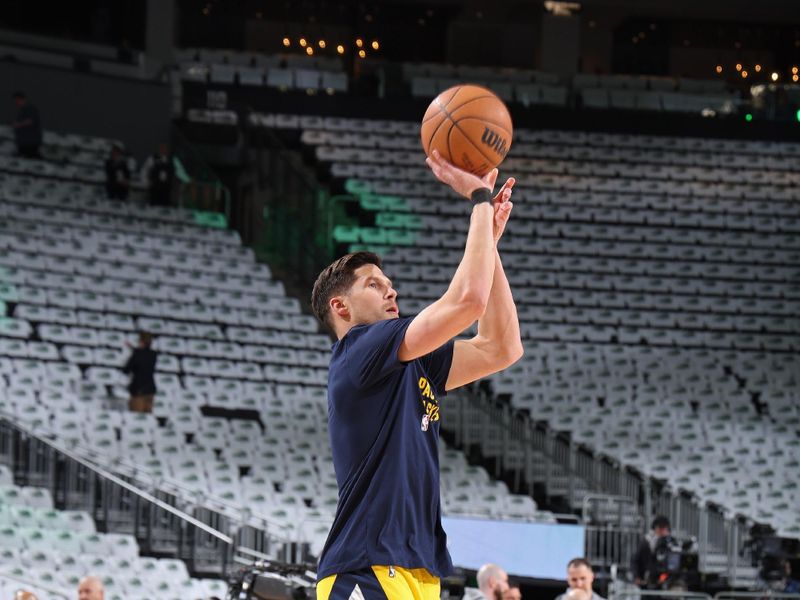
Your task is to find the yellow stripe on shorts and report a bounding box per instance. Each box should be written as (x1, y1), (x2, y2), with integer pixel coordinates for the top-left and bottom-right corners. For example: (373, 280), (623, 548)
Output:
(316, 573), (337, 600)
(371, 566), (440, 600)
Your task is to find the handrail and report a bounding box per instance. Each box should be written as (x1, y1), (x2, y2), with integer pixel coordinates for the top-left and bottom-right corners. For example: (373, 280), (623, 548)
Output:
(0, 413), (233, 545)
(715, 594), (800, 599)
(79, 443), (292, 543)
(610, 591), (712, 600)
(248, 123), (319, 194)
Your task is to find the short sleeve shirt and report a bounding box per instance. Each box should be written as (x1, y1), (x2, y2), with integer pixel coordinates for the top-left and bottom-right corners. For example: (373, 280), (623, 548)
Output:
(317, 316), (455, 579)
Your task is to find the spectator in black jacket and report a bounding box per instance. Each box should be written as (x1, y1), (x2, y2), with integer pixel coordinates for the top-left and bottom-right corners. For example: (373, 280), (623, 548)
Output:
(11, 91), (42, 159)
(632, 516), (671, 587)
(123, 331), (157, 413)
(104, 145), (130, 200)
(141, 142), (175, 206)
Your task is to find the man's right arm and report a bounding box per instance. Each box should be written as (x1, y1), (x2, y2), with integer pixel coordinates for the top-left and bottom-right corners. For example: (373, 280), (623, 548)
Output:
(398, 151), (499, 362)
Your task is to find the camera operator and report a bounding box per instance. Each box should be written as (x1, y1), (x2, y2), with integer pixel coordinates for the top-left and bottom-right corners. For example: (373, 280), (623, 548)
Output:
(632, 516), (674, 588)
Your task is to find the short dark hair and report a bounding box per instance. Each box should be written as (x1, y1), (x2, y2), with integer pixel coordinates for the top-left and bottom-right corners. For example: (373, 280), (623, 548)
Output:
(652, 516), (671, 530)
(138, 331), (153, 348)
(311, 251), (382, 329)
(567, 557), (593, 571)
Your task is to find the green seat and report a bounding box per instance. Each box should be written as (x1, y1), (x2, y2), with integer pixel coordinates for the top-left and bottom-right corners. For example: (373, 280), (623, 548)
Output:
(333, 225), (360, 243)
(359, 227), (388, 245)
(358, 194), (386, 211)
(192, 210), (228, 229)
(344, 179), (371, 195)
(387, 230), (416, 246)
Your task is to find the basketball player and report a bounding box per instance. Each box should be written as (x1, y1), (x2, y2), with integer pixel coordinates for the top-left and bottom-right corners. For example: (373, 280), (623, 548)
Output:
(311, 149), (523, 600)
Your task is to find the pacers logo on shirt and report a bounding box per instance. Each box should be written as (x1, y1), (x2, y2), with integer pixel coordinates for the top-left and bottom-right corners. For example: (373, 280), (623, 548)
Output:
(418, 377), (440, 432)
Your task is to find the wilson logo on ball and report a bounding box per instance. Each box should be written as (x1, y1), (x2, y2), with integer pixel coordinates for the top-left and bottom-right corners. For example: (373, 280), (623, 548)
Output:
(481, 127), (509, 157)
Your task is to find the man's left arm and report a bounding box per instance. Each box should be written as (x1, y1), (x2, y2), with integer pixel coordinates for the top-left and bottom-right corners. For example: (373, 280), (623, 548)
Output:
(445, 248), (523, 390)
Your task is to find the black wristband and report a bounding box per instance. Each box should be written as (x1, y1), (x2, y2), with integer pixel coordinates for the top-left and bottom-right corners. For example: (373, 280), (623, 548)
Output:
(470, 188), (493, 205)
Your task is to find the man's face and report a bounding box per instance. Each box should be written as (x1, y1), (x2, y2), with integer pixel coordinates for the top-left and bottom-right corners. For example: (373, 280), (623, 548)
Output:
(502, 586), (521, 600)
(567, 564), (594, 593)
(655, 526), (670, 538)
(335, 264), (398, 327)
(14, 97), (24, 108)
(491, 569), (510, 596)
(78, 580), (103, 600)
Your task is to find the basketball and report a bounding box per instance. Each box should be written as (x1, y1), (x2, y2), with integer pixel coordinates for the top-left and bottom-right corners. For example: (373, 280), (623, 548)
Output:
(420, 84), (513, 177)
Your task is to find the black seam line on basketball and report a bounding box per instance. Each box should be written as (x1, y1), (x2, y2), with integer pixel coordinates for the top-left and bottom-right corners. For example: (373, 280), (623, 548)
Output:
(453, 116), (512, 136)
(422, 87), (466, 125)
(445, 96), (513, 133)
(422, 88), (465, 125)
(436, 98), (500, 165)
(426, 110), (449, 157)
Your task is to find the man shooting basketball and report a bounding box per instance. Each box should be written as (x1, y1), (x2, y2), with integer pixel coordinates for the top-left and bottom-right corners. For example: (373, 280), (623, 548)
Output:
(311, 150), (523, 600)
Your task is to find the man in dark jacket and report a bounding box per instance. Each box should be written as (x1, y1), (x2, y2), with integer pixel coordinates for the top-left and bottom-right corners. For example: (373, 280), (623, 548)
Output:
(141, 142), (175, 206)
(11, 92), (42, 159)
(104, 145), (130, 200)
(632, 516), (672, 587)
(123, 331), (157, 413)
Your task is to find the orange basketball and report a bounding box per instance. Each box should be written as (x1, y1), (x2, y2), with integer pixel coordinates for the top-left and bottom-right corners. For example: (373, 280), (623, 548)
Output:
(420, 84), (513, 177)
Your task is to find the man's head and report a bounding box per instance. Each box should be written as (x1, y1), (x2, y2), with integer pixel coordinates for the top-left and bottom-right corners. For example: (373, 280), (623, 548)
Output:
(502, 583), (521, 600)
(138, 331), (153, 349)
(566, 558), (595, 593)
(311, 252), (398, 338)
(78, 576), (104, 600)
(12, 91), (26, 108)
(651, 516), (671, 538)
(476, 563), (509, 599)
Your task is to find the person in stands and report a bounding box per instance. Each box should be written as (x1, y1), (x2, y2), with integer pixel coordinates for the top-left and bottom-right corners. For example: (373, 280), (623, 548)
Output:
(123, 331), (157, 413)
(78, 576), (105, 600)
(11, 91), (42, 159)
(141, 142), (175, 206)
(104, 145), (131, 200)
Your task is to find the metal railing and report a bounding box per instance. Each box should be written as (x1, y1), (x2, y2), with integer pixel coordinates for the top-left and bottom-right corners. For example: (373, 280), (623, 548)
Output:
(610, 591), (713, 600)
(172, 125), (232, 218)
(441, 388), (753, 582)
(714, 594), (800, 599)
(0, 415), (234, 577)
(244, 123), (330, 290)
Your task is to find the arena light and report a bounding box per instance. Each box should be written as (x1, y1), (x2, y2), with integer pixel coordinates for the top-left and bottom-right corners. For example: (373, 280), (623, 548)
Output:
(282, 37), (290, 47)
(715, 65), (723, 74)
(306, 46), (313, 56)
(793, 66), (799, 75)
(336, 44), (345, 54)
(544, 1), (582, 16)
(318, 40), (326, 49)
(735, 63), (743, 72)
(745, 113), (753, 122)
(796, 108), (800, 122)
(358, 49), (366, 58)
(741, 70), (748, 78)
(771, 72), (779, 82)
(356, 38), (364, 48)
(794, 74), (799, 82)
(371, 40), (380, 50)
(754, 64), (762, 72)
(299, 38), (307, 47)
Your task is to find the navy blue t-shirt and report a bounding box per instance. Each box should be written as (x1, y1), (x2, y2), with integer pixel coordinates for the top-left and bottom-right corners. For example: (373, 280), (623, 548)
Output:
(317, 316), (455, 579)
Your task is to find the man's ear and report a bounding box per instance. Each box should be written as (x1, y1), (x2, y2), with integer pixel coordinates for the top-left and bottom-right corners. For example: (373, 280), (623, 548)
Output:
(330, 296), (349, 320)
